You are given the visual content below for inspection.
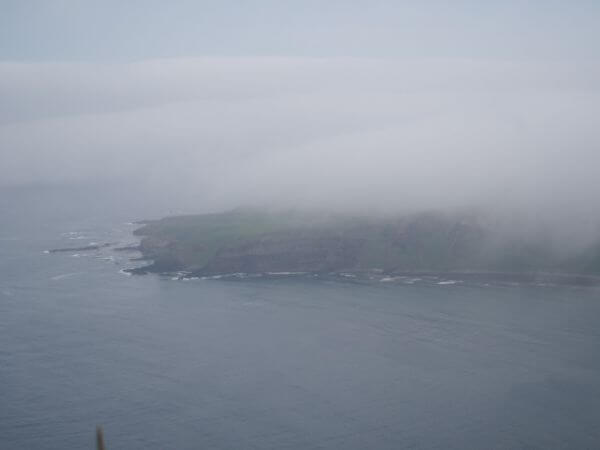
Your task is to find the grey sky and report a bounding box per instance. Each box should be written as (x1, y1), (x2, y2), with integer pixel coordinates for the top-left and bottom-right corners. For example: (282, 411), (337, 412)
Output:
(2, 1), (600, 61)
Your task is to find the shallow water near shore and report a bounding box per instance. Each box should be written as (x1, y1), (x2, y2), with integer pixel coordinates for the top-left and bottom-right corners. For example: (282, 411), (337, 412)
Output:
(2, 187), (600, 449)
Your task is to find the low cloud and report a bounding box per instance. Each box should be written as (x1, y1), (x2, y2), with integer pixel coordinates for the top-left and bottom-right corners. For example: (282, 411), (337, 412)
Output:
(1, 57), (599, 239)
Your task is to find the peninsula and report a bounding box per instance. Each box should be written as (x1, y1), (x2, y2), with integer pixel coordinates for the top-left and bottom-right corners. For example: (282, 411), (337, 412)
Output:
(127, 209), (600, 285)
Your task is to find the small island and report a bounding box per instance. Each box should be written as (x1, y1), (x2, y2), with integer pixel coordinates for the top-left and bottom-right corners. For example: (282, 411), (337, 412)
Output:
(126, 209), (600, 285)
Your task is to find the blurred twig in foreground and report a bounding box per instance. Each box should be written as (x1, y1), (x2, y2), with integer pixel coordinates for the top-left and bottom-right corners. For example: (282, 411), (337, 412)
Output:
(96, 426), (106, 450)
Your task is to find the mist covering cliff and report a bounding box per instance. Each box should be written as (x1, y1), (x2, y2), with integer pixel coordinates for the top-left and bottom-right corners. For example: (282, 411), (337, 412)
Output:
(131, 209), (600, 281)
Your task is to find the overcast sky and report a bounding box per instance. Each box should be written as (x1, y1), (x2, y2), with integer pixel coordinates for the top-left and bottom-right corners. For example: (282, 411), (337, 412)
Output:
(1, 1), (599, 232)
(2, 1), (600, 61)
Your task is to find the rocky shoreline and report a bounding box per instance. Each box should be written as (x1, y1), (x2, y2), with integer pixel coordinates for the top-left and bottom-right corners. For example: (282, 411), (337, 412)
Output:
(124, 264), (600, 287)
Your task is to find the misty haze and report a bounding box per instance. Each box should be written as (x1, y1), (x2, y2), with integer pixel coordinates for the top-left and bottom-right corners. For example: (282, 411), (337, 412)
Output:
(2, 2), (600, 449)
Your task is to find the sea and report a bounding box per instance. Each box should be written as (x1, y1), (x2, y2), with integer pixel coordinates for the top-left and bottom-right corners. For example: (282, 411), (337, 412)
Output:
(1, 185), (600, 449)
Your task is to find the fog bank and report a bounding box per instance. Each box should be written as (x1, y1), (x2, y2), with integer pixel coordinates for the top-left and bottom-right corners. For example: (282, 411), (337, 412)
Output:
(1, 57), (599, 242)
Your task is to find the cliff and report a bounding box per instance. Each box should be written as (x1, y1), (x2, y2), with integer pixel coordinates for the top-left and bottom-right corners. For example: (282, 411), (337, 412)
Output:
(128, 209), (600, 281)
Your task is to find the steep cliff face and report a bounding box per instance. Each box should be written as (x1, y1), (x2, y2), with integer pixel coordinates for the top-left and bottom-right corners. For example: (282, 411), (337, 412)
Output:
(204, 231), (365, 274)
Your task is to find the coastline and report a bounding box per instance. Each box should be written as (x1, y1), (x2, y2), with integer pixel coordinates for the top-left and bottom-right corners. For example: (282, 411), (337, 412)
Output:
(123, 210), (600, 287)
(124, 263), (600, 287)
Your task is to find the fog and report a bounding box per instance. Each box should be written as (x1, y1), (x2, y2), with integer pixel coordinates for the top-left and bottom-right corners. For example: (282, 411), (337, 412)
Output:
(1, 57), (599, 231)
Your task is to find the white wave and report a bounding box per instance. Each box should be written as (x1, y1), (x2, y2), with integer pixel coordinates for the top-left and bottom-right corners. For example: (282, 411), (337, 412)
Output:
(51, 272), (82, 281)
(381, 276), (423, 283)
(119, 269), (133, 276)
(43, 250), (50, 254)
(266, 271), (307, 276)
(380, 276), (397, 282)
(381, 276), (420, 282)
(402, 277), (422, 284)
(438, 280), (460, 285)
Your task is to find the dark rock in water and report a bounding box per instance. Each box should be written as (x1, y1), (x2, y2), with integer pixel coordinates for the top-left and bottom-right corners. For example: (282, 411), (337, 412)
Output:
(48, 243), (112, 253)
(123, 266), (149, 275)
(113, 245), (140, 252)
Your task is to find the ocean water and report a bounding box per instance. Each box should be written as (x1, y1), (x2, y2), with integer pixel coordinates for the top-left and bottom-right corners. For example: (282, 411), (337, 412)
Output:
(1, 187), (600, 449)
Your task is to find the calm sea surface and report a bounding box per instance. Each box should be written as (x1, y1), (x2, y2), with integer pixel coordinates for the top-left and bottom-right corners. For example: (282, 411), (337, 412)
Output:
(1, 187), (600, 449)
